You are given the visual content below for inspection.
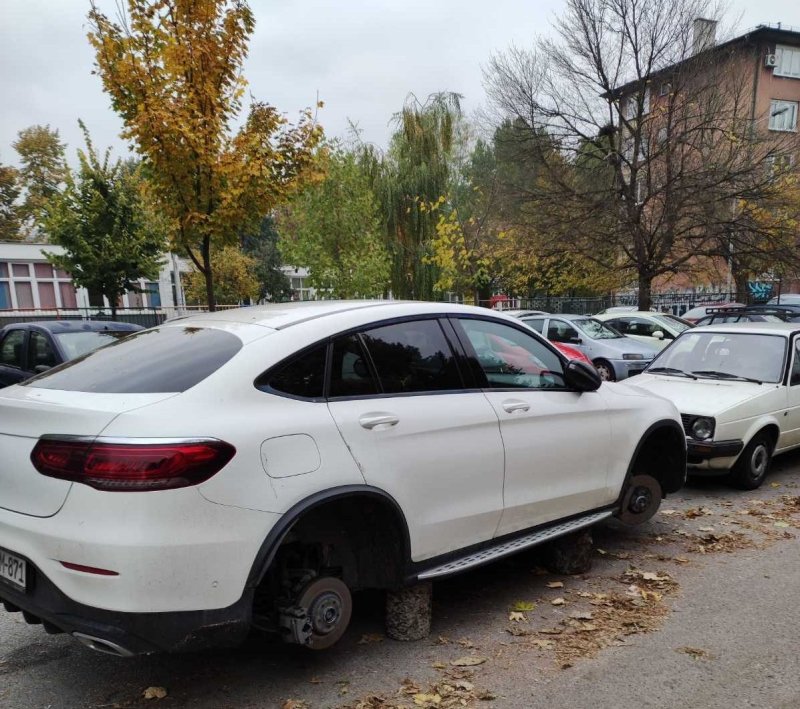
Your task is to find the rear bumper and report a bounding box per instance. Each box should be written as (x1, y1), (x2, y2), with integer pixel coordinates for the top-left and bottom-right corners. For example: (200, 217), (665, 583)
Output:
(0, 553), (252, 655)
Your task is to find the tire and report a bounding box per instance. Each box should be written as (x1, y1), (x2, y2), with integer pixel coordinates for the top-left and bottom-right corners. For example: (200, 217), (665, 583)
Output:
(593, 359), (615, 382)
(730, 432), (773, 490)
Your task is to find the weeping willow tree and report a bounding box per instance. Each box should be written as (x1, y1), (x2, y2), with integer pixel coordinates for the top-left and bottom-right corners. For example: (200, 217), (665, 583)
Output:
(359, 92), (462, 300)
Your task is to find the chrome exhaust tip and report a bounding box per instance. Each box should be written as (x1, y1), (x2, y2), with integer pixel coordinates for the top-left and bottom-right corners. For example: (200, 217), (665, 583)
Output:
(73, 632), (135, 657)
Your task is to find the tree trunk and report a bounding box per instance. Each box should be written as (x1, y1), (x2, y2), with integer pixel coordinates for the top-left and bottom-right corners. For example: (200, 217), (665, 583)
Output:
(734, 270), (749, 304)
(110, 299), (117, 320)
(202, 236), (215, 312)
(638, 275), (653, 311)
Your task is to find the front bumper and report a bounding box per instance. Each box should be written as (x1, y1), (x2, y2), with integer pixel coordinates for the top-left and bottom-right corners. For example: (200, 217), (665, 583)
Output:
(0, 552), (252, 655)
(687, 439), (744, 467)
(610, 359), (653, 380)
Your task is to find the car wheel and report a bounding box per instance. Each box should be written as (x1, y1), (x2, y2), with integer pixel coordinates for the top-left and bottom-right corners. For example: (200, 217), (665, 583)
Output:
(593, 359), (615, 382)
(281, 576), (353, 650)
(617, 474), (662, 525)
(730, 433), (773, 490)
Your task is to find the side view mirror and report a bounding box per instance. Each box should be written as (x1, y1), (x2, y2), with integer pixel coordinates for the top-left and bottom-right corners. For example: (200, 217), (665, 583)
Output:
(34, 364), (52, 373)
(652, 330), (665, 340)
(564, 360), (602, 392)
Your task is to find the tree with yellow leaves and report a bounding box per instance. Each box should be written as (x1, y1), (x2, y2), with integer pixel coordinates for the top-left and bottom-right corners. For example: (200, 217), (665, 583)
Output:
(184, 245), (259, 306)
(88, 0), (323, 310)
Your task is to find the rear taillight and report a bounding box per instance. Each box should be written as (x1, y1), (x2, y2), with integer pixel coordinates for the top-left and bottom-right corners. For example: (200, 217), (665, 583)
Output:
(31, 438), (235, 492)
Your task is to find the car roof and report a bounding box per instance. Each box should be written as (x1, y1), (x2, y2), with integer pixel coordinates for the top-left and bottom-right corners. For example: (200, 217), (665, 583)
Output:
(162, 300), (525, 331)
(692, 321), (800, 336)
(556, 313), (595, 321)
(598, 311), (661, 318)
(1, 320), (143, 333)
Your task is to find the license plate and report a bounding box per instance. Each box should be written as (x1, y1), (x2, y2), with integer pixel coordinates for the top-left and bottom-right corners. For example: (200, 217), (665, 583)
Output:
(0, 548), (26, 591)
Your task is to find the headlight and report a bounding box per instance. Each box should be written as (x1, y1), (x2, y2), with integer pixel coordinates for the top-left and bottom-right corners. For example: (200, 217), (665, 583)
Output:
(691, 417), (715, 440)
(623, 353), (644, 360)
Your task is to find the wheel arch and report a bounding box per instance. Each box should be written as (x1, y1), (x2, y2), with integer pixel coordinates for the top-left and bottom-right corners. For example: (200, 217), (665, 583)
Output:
(246, 485), (412, 589)
(623, 419), (687, 496)
(741, 418), (781, 455)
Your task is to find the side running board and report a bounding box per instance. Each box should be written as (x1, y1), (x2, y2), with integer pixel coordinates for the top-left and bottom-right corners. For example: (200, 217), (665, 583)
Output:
(416, 509), (613, 581)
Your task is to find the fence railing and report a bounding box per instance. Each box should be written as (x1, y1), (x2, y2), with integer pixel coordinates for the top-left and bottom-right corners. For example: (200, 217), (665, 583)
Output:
(0, 305), (240, 328)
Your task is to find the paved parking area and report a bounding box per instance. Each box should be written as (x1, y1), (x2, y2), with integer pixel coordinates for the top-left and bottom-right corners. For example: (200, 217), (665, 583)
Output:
(3, 454), (800, 709)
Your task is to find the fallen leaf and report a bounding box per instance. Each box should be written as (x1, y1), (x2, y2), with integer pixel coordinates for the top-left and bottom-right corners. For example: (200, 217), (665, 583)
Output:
(698, 526), (715, 533)
(774, 521), (790, 528)
(454, 680), (474, 691)
(431, 661), (447, 669)
(451, 656), (487, 667)
(508, 611), (526, 622)
(569, 611), (594, 620)
(510, 600), (537, 612)
(531, 638), (554, 648)
(476, 689), (497, 700)
(771, 482), (782, 488)
(547, 581), (564, 589)
(309, 677), (322, 684)
(551, 597), (566, 606)
(413, 693), (442, 705)
(660, 509), (677, 515)
(677, 646), (713, 660)
(143, 687), (168, 700)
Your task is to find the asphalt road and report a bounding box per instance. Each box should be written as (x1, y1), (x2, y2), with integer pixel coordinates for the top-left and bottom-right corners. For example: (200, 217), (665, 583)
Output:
(2, 455), (800, 709)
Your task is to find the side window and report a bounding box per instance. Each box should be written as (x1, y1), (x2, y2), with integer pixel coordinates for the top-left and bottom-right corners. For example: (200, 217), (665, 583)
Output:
(627, 318), (658, 337)
(608, 318), (628, 334)
(521, 317), (545, 333)
(547, 320), (580, 344)
(457, 318), (565, 390)
(0, 330), (25, 369)
(28, 331), (58, 370)
(792, 340), (800, 386)
(261, 343), (327, 400)
(329, 334), (379, 398)
(360, 319), (462, 394)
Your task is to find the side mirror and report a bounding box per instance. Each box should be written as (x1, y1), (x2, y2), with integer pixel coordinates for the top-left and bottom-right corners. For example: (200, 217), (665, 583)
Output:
(34, 364), (52, 373)
(564, 360), (602, 392)
(652, 330), (665, 340)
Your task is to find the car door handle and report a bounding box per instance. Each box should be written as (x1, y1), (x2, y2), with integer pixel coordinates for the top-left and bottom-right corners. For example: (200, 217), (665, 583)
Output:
(501, 399), (530, 414)
(359, 412), (400, 430)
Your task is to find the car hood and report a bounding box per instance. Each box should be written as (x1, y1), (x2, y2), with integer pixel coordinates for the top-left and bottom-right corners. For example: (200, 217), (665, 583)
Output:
(631, 374), (777, 415)
(584, 335), (656, 358)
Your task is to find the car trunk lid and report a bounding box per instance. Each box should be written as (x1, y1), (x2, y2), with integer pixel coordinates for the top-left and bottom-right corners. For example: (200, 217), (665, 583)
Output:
(0, 387), (176, 517)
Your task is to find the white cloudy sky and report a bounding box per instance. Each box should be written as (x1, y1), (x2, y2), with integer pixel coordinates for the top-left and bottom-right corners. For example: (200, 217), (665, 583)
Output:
(1, 0), (798, 165)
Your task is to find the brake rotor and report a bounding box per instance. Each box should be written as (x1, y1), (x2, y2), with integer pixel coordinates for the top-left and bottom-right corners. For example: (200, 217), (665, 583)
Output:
(618, 474), (662, 525)
(297, 576), (353, 650)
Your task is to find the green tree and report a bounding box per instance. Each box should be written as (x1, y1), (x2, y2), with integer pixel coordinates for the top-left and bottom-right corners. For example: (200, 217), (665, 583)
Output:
(88, 0), (323, 311)
(184, 245), (259, 305)
(279, 149), (389, 298)
(241, 217), (292, 302)
(0, 164), (21, 241)
(44, 124), (165, 318)
(12, 125), (67, 238)
(359, 92), (462, 299)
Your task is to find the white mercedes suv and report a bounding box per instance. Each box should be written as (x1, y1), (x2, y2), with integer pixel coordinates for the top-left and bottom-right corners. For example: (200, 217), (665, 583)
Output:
(0, 301), (686, 655)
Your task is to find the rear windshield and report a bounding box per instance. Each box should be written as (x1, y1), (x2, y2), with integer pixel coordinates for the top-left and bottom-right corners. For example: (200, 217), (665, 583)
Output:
(25, 326), (242, 393)
(54, 331), (134, 360)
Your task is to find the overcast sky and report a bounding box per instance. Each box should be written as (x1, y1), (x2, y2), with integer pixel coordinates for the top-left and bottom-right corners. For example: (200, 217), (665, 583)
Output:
(1, 0), (798, 166)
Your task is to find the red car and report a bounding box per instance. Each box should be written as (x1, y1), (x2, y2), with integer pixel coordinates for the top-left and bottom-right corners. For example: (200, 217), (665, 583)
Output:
(553, 342), (594, 365)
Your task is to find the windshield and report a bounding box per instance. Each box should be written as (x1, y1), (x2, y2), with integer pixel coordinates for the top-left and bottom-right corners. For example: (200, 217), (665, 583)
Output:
(647, 332), (787, 383)
(53, 331), (134, 360)
(573, 318), (622, 339)
(653, 314), (692, 332)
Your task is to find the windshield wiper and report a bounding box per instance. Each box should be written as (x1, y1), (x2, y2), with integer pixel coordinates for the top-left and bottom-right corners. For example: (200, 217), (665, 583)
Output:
(647, 367), (697, 379)
(691, 370), (763, 385)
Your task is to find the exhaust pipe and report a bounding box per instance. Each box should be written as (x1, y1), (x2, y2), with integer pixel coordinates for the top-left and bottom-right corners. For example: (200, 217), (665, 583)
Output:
(73, 632), (135, 657)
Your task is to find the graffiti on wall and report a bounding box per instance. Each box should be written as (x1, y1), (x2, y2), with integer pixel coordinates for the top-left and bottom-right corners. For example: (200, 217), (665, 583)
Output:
(747, 281), (774, 302)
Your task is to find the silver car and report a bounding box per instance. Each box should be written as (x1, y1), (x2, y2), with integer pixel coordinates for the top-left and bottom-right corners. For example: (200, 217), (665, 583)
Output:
(520, 314), (656, 381)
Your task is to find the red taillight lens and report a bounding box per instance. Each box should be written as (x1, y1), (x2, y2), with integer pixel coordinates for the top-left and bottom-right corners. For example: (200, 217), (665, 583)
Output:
(31, 438), (236, 492)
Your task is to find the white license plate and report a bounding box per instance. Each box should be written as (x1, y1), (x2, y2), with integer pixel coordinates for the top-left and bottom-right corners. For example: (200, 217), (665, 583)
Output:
(0, 548), (26, 591)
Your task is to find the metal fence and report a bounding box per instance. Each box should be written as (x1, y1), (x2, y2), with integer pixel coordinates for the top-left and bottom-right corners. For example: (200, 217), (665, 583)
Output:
(485, 292), (745, 316)
(0, 305), (241, 329)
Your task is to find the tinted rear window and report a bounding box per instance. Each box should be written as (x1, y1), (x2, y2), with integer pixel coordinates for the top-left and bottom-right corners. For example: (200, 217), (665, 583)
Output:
(25, 326), (242, 393)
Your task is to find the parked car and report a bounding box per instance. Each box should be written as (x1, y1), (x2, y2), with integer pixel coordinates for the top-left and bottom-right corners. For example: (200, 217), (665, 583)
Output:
(768, 293), (800, 306)
(0, 321), (143, 388)
(509, 313), (593, 365)
(692, 306), (790, 326)
(595, 311), (693, 351)
(634, 321), (800, 489)
(0, 301), (686, 656)
(681, 302), (744, 323)
(519, 313), (657, 381)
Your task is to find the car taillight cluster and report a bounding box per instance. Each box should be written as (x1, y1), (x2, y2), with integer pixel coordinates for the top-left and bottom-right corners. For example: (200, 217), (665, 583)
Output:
(31, 438), (236, 492)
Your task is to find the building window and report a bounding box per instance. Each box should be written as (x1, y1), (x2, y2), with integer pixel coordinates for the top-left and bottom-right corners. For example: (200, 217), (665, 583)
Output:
(769, 100), (798, 132)
(659, 82), (672, 97)
(775, 45), (800, 79)
(623, 87), (650, 120)
(145, 282), (162, 308)
(766, 153), (795, 178)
